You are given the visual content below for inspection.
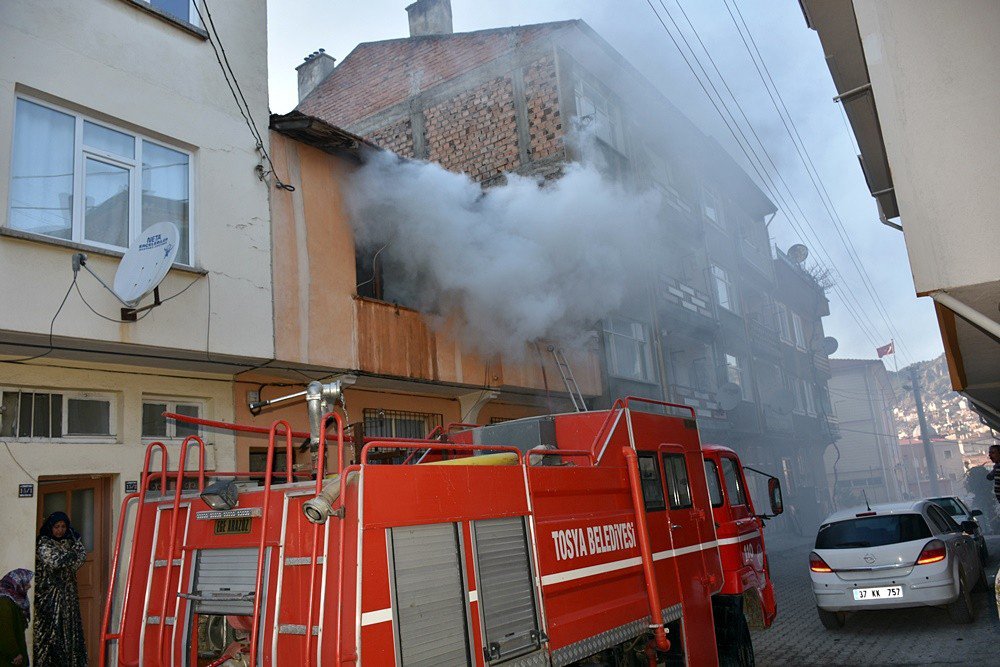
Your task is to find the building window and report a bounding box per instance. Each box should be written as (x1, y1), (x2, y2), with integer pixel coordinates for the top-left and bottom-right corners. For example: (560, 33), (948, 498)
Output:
(604, 318), (655, 383)
(711, 265), (738, 313)
(802, 380), (817, 415)
(10, 97), (193, 264)
(143, 0), (202, 26)
(775, 303), (792, 344)
(142, 399), (202, 439)
(363, 408), (443, 440)
(944, 449), (952, 459)
(0, 390), (115, 440)
(646, 150), (691, 213)
(791, 312), (807, 350)
(573, 73), (623, 151)
(702, 188), (725, 229)
(791, 377), (805, 414)
(723, 354), (750, 401)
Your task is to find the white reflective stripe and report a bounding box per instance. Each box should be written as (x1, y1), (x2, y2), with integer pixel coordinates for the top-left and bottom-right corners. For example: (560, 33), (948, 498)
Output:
(468, 589), (478, 603)
(541, 536), (734, 586)
(541, 556), (643, 586)
(716, 530), (761, 546)
(360, 607), (393, 626)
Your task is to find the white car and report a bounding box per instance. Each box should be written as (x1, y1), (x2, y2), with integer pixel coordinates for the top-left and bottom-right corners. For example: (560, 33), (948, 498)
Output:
(809, 500), (986, 629)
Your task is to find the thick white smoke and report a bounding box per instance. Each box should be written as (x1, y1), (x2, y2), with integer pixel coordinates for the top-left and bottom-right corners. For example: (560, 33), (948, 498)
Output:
(346, 149), (663, 357)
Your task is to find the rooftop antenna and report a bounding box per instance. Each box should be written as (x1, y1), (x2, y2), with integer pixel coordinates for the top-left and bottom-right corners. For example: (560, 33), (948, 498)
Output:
(862, 488), (872, 512)
(72, 222), (180, 321)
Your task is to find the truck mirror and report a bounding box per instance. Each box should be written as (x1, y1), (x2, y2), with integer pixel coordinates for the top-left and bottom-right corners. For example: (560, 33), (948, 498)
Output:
(768, 477), (783, 516)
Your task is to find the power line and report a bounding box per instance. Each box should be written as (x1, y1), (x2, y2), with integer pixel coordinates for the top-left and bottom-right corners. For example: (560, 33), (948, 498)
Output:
(191, 0), (294, 192)
(668, 0), (891, 354)
(646, 0), (885, 350)
(724, 0), (914, 363)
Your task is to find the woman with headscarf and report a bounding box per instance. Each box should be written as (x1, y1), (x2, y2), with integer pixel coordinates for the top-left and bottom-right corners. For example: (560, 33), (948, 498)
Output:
(33, 512), (87, 667)
(0, 569), (33, 666)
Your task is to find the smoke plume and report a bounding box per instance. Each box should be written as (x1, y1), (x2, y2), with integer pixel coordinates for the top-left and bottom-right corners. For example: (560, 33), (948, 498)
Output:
(346, 148), (663, 357)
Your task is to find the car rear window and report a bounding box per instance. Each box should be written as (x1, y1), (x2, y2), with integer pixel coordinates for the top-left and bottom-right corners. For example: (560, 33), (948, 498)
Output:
(815, 514), (932, 549)
(928, 497), (963, 516)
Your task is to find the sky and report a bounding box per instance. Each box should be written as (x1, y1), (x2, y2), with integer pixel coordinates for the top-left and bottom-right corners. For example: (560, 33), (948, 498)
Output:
(265, 0), (944, 367)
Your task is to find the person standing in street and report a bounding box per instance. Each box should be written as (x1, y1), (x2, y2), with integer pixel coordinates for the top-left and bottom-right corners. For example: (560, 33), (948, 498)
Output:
(0, 569), (33, 667)
(986, 444), (1000, 505)
(33, 512), (87, 667)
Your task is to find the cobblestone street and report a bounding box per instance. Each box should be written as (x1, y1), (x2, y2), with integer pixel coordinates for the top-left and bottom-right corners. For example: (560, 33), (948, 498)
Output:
(751, 535), (1000, 666)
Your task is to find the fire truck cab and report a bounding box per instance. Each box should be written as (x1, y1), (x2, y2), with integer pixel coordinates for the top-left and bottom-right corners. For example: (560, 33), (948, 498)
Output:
(100, 393), (781, 667)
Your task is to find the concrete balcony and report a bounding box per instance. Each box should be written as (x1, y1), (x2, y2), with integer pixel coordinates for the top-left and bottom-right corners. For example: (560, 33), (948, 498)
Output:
(748, 318), (782, 359)
(658, 275), (719, 336)
(813, 352), (832, 377)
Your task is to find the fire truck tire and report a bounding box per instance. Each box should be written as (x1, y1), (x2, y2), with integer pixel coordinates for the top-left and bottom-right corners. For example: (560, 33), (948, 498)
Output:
(817, 608), (846, 630)
(713, 596), (754, 666)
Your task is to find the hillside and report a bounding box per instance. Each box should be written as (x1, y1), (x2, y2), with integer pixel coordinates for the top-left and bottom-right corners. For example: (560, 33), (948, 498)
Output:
(889, 354), (994, 444)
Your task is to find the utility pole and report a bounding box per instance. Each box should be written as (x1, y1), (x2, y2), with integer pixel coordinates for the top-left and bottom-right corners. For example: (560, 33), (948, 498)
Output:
(910, 367), (940, 495)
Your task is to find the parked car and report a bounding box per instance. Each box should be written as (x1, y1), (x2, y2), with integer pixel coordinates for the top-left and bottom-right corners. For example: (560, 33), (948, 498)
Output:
(809, 500), (986, 629)
(928, 496), (988, 563)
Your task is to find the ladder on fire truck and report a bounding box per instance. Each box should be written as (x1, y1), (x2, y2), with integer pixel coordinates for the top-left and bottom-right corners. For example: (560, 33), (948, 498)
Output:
(548, 345), (587, 412)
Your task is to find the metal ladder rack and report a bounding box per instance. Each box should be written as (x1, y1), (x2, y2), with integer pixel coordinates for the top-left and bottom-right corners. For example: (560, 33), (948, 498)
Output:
(548, 345), (587, 412)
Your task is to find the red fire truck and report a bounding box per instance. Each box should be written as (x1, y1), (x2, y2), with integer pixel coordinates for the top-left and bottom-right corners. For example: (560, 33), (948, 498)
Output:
(98, 384), (783, 666)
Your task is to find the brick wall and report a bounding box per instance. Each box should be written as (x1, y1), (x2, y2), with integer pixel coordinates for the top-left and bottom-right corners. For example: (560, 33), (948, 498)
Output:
(524, 55), (563, 163)
(424, 75), (520, 182)
(366, 117), (415, 157)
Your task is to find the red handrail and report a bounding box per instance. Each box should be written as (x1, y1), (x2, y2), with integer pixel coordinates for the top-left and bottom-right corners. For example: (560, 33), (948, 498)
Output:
(155, 435), (206, 660)
(248, 420), (293, 667)
(99, 442), (168, 667)
(622, 395), (696, 418)
(621, 447), (670, 653)
(334, 464), (361, 665)
(97, 491), (137, 666)
(304, 411), (343, 666)
(361, 441), (524, 465)
(589, 398), (626, 462)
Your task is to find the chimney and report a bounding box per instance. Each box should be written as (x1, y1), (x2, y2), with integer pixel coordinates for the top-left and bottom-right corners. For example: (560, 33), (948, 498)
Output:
(296, 49), (337, 102)
(405, 0), (453, 37)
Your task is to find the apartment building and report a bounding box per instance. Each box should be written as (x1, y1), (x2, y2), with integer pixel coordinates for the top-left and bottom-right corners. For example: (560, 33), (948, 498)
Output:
(825, 358), (904, 505)
(0, 0), (272, 655)
(801, 0), (1000, 431)
(294, 0), (837, 519)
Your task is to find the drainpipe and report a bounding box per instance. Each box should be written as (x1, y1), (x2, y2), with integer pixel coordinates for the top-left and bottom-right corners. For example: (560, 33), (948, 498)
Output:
(929, 291), (1000, 340)
(622, 447), (671, 654)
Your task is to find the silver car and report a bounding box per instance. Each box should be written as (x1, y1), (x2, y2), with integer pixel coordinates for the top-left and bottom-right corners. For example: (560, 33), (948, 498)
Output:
(809, 500), (986, 629)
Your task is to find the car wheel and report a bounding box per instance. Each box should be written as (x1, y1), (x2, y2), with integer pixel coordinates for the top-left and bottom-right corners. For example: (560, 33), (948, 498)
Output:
(947, 574), (976, 624)
(973, 562), (989, 593)
(979, 540), (989, 565)
(817, 608), (846, 630)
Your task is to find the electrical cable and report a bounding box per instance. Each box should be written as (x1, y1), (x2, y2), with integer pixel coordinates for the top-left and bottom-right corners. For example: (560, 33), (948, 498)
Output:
(645, 0), (885, 352)
(3, 276), (77, 363)
(2, 440), (36, 482)
(193, 0), (295, 192)
(666, 0), (889, 354)
(723, 0), (914, 362)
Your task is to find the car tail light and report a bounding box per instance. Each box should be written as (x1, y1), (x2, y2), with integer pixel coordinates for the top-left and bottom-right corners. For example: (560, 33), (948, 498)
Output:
(809, 552), (833, 573)
(916, 539), (946, 565)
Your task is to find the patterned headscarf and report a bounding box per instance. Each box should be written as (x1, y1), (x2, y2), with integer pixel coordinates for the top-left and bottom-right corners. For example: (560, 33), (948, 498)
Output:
(38, 511), (81, 542)
(0, 568), (33, 622)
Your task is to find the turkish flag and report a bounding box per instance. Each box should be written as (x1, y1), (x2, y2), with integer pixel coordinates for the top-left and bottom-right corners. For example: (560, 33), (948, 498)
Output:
(876, 341), (895, 358)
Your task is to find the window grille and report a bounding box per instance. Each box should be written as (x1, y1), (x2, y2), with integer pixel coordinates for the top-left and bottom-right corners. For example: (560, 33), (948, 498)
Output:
(362, 408), (442, 440)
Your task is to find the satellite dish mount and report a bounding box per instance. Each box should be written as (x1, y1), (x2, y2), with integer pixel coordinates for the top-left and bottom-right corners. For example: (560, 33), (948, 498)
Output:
(72, 222), (180, 322)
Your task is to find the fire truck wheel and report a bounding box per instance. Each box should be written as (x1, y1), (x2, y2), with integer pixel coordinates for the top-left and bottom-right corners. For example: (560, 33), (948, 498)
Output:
(817, 608), (846, 630)
(733, 612), (754, 667)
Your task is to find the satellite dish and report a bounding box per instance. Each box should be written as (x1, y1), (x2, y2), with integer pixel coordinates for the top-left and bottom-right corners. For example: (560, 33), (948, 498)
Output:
(787, 244), (809, 263)
(771, 388), (795, 415)
(718, 383), (742, 411)
(818, 336), (839, 356)
(113, 222), (179, 307)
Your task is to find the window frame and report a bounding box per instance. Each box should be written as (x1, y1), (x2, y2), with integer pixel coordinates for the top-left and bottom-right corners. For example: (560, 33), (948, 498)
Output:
(139, 0), (204, 28)
(141, 396), (205, 441)
(723, 353), (750, 402)
(9, 94), (196, 266)
(711, 264), (739, 314)
(791, 312), (807, 350)
(0, 387), (117, 443)
(573, 71), (624, 152)
(703, 458), (724, 508)
(603, 317), (656, 383)
(637, 452), (666, 512)
(802, 379), (817, 416)
(702, 187), (725, 230)
(662, 453), (693, 510)
(719, 456), (747, 507)
(775, 303), (793, 344)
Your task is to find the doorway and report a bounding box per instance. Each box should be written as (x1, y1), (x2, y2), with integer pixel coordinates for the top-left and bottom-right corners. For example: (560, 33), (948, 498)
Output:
(37, 475), (112, 663)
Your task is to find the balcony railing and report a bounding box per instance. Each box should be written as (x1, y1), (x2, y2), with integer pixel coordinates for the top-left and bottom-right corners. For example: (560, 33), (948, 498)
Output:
(669, 384), (725, 421)
(813, 352), (832, 377)
(659, 276), (718, 332)
(748, 318), (781, 358)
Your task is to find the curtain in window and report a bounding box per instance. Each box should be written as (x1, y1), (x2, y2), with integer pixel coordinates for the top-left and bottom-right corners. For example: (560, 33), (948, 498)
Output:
(142, 142), (190, 264)
(10, 100), (75, 239)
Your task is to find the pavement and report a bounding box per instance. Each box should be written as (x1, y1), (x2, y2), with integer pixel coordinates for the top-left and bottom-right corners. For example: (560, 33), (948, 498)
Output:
(750, 533), (1000, 666)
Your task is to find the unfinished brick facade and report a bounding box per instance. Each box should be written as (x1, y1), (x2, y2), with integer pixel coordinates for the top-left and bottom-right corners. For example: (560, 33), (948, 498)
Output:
(524, 55), (564, 163)
(365, 117), (414, 157)
(424, 75), (519, 181)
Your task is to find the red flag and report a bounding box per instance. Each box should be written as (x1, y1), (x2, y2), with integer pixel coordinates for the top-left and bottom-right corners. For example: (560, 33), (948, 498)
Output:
(876, 340), (894, 358)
